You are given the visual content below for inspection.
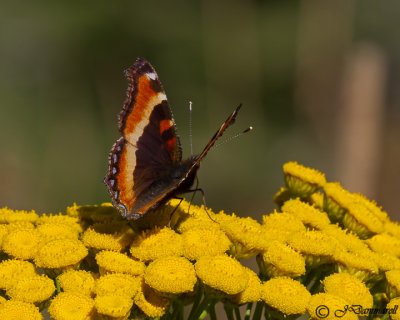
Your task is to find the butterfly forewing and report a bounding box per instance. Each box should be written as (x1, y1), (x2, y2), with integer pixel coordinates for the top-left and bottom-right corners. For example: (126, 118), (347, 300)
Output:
(105, 58), (182, 218)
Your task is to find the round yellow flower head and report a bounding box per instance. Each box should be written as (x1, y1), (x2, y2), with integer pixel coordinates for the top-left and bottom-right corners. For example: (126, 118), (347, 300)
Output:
(145, 256), (197, 294)
(48, 292), (95, 320)
(261, 240), (306, 278)
(6, 274), (55, 303)
(182, 228), (231, 261)
(384, 220), (400, 239)
(261, 277), (311, 315)
(387, 297), (400, 320)
(57, 270), (96, 297)
(366, 233), (400, 257)
(273, 187), (291, 207)
(6, 221), (35, 231)
(0, 259), (37, 290)
(281, 198), (331, 230)
(386, 270), (400, 299)
(82, 223), (134, 252)
(343, 202), (384, 239)
(333, 250), (379, 281)
(0, 223), (8, 246)
(175, 214), (220, 234)
(95, 273), (141, 298)
(233, 267), (262, 304)
(36, 214), (82, 234)
(283, 161), (326, 198)
(287, 230), (338, 267)
(2, 228), (40, 260)
(134, 279), (170, 318)
(36, 222), (79, 243)
(68, 203), (123, 223)
(96, 250), (145, 276)
(195, 255), (249, 295)
(34, 238), (88, 269)
(95, 294), (133, 319)
(309, 191), (324, 210)
(307, 293), (357, 320)
(323, 182), (353, 223)
(352, 192), (388, 223)
(215, 213), (269, 258)
(375, 253), (400, 272)
(130, 227), (183, 262)
(0, 207), (39, 224)
(262, 211), (306, 234)
(320, 224), (369, 254)
(322, 272), (372, 308)
(0, 300), (43, 320)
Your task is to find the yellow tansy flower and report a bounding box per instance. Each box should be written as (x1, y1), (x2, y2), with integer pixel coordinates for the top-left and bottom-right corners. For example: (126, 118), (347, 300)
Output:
(366, 233), (400, 257)
(57, 270), (96, 297)
(261, 277), (311, 315)
(35, 214), (82, 234)
(283, 161), (326, 198)
(134, 280), (170, 318)
(322, 272), (372, 308)
(333, 250), (379, 281)
(182, 228), (231, 261)
(281, 198), (331, 230)
(2, 228), (40, 260)
(67, 203), (122, 223)
(6, 221), (35, 231)
(96, 250), (145, 276)
(384, 220), (400, 240)
(0, 300), (43, 320)
(215, 213), (269, 258)
(36, 222), (79, 243)
(387, 297), (400, 320)
(261, 240), (306, 277)
(352, 192), (388, 223)
(130, 227), (183, 262)
(343, 202), (384, 239)
(386, 270), (400, 299)
(48, 292), (95, 320)
(309, 191), (324, 210)
(82, 223), (134, 252)
(95, 273), (141, 298)
(95, 294), (133, 319)
(323, 182), (353, 222)
(375, 253), (400, 272)
(307, 293), (357, 320)
(175, 214), (220, 234)
(0, 207), (38, 224)
(273, 187), (291, 207)
(321, 224), (369, 254)
(0, 259), (37, 290)
(262, 211), (306, 234)
(34, 238), (88, 269)
(6, 274), (55, 303)
(145, 256), (197, 294)
(287, 230), (338, 267)
(195, 255), (248, 295)
(233, 267), (262, 304)
(0, 223), (8, 246)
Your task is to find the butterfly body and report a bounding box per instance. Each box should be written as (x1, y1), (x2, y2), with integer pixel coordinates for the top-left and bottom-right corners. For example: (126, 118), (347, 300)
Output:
(105, 58), (240, 220)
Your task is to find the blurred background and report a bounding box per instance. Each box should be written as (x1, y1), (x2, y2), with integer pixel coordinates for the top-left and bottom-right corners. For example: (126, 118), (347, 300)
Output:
(1, 0), (400, 219)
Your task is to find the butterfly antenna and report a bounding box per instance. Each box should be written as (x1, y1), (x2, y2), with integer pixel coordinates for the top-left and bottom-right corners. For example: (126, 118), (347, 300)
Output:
(189, 101), (194, 157)
(214, 126), (253, 149)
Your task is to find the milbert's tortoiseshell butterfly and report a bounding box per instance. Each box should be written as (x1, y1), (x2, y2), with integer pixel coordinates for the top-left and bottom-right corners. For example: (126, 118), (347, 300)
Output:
(104, 58), (242, 220)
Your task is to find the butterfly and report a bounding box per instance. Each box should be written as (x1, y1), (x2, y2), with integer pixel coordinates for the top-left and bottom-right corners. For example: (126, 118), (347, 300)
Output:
(104, 58), (242, 220)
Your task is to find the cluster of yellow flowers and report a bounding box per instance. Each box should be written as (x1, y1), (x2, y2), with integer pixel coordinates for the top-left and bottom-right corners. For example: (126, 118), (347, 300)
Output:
(1, 161), (400, 319)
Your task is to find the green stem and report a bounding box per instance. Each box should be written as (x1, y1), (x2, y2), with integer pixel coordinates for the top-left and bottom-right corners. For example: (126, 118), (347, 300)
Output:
(188, 296), (211, 320)
(244, 303), (252, 320)
(187, 286), (204, 320)
(252, 301), (264, 320)
(234, 306), (242, 320)
(224, 303), (235, 320)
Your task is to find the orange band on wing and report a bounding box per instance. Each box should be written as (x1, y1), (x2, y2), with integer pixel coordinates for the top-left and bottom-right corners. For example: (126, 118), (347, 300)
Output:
(115, 143), (136, 211)
(159, 119), (173, 135)
(123, 76), (165, 143)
